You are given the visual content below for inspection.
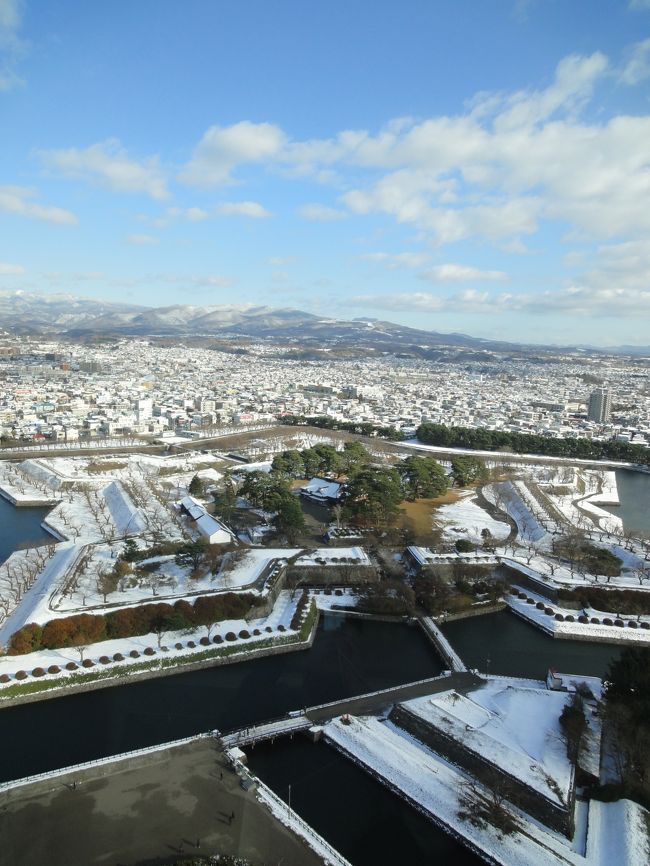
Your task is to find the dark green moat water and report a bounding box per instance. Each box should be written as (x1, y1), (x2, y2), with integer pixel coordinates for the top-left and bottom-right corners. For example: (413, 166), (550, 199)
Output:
(441, 608), (621, 679)
(603, 468), (650, 535)
(247, 738), (483, 866)
(0, 495), (53, 563)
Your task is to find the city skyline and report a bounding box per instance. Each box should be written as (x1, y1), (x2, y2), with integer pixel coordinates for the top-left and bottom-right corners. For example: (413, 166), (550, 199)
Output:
(2, 1), (650, 346)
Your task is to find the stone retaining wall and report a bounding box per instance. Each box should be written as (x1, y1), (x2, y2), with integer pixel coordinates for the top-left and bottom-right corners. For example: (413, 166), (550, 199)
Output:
(390, 704), (575, 838)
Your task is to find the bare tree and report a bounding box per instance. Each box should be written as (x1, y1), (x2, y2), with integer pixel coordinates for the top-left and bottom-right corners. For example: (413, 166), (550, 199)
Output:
(96, 567), (118, 603)
(458, 769), (517, 836)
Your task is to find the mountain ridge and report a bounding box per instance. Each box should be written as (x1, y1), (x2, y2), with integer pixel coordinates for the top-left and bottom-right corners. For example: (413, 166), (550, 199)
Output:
(0, 290), (644, 355)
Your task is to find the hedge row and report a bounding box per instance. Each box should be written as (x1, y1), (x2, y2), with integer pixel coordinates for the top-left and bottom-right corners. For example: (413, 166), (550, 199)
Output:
(8, 592), (255, 655)
(417, 421), (650, 466)
(0, 629), (314, 699)
(290, 590), (311, 630)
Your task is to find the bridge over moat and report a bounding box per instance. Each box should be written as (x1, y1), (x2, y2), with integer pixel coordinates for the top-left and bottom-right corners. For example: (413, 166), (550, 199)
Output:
(218, 670), (482, 748)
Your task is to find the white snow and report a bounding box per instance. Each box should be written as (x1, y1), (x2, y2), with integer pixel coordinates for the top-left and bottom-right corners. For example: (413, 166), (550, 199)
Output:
(0, 589), (307, 685)
(403, 681), (574, 805)
(103, 481), (147, 535)
(586, 800), (649, 866)
(434, 493), (510, 543)
(507, 587), (650, 645)
(324, 714), (649, 866)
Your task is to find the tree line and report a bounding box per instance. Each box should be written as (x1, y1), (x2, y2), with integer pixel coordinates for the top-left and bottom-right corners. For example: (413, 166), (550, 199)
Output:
(8, 592), (254, 655)
(417, 422), (650, 466)
(278, 414), (405, 440)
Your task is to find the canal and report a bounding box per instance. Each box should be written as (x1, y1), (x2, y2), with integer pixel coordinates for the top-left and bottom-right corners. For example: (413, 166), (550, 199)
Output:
(247, 737), (484, 866)
(0, 615), (443, 784)
(604, 468), (650, 536)
(441, 608), (621, 679)
(0, 495), (54, 564)
(245, 610), (623, 866)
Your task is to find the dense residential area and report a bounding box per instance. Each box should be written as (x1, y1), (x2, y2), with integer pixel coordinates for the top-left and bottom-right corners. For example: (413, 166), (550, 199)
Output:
(0, 336), (649, 449)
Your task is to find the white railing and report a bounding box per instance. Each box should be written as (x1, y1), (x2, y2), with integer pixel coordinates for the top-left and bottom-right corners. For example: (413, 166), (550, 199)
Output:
(420, 617), (467, 672)
(0, 732), (211, 793)
(253, 774), (353, 866)
(221, 716), (310, 747)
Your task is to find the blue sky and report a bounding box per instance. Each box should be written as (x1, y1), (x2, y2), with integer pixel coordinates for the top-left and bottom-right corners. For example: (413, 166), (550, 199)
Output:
(1, 0), (650, 346)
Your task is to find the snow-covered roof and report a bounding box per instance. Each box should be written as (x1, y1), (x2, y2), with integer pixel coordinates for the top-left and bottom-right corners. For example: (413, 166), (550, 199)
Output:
(178, 495), (233, 540)
(300, 477), (342, 500)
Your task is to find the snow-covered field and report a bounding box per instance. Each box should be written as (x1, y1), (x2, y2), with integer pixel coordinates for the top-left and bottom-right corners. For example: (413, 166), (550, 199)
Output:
(508, 586), (650, 645)
(0, 589), (307, 687)
(403, 681), (574, 805)
(324, 714), (649, 866)
(434, 493), (510, 543)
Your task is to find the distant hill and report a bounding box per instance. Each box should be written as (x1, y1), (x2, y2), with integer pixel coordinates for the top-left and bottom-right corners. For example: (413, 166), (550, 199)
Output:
(0, 289), (634, 356)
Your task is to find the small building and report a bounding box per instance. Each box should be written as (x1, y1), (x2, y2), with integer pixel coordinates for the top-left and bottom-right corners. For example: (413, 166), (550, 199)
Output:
(178, 495), (234, 544)
(299, 477), (343, 504)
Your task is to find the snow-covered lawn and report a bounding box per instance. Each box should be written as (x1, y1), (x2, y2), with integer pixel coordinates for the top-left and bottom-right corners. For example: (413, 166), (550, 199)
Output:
(484, 481), (549, 544)
(311, 589), (358, 611)
(324, 714), (649, 866)
(0, 589), (306, 687)
(507, 586), (650, 645)
(403, 681), (574, 806)
(434, 493), (510, 543)
(294, 547), (370, 566)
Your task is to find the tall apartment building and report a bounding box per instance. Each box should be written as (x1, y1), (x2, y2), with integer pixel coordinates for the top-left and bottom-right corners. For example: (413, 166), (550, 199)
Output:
(588, 387), (612, 423)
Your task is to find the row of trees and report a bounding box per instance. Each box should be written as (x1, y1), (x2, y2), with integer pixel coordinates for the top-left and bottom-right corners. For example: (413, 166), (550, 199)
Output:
(271, 440), (370, 478)
(278, 414), (404, 440)
(8, 592), (254, 656)
(417, 422), (650, 466)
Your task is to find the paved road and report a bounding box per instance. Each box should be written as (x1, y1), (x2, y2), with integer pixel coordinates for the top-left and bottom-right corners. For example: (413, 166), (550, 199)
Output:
(0, 738), (325, 866)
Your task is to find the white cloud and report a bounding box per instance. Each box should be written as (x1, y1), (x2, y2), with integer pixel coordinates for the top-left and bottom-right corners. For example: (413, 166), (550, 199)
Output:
(0, 0), (25, 91)
(38, 139), (169, 200)
(43, 271), (103, 283)
(158, 273), (232, 288)
(0, 0), (21, 29)
(176, 51), (647, 254)
(127, 234), (159, 245)
(0, 185), (77, 224)
(165, 206), (210, 222)
(180, 121), (286, 186)
(0, 261), (24, 274)
(352, 282), (650, 318)
(629, 0), (650, 9)
(420, 264), (508, 282)
(298, 203), (347, 221)
(269, 256), (298, 266)
(620, 38), (650, 84)
(361, 252), (430, 269)
(216, 201), (271, 218)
